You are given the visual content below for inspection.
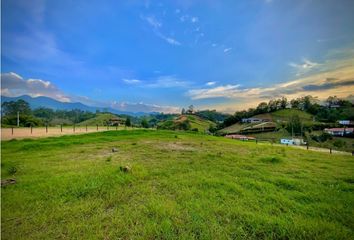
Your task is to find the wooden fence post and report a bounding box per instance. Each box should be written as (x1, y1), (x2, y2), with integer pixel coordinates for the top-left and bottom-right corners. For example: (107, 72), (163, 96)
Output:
(86, 125), (88, 132)
(330, 148), (332, 154)
(61, 124), (63, 132)
(46, 125), (48, 133)
(96, 124), (98, 131)
(11, 127), (14, 135)
(73, 124), (75, 132)
(31, 126), (33, 134)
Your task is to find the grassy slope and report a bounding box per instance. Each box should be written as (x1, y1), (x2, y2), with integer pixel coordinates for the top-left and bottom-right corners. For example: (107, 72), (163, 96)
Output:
(77, 113), (119, 126)
(219, 109), (315, 135)
(1, 130), (354, 239)
(158, 115), (215, 132)
(186, 115), (215, 132)
(265, 109), (313, 122)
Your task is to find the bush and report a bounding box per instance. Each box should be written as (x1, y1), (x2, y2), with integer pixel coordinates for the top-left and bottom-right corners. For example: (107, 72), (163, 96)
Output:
(311, 132), (332, 142)
(333, 139), (346, 148)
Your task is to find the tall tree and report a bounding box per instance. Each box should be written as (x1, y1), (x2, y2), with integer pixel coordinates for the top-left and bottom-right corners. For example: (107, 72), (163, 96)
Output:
(1, 100), (31, 116)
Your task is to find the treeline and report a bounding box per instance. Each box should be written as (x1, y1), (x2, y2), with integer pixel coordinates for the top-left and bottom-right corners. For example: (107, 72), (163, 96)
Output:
(2, 100), (99, 126)
(222, 95), (353, 128)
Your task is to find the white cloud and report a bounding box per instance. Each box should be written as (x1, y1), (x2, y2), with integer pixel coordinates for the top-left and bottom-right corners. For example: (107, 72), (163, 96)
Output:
(123, 79), (142, 84)
(224, 48), (232, 53)
(175, 9), (181, 14)
(180, 15), (188, 22)
(110, 101), (180, 113)
(1, 72), (180, 113)
(1, 72), (71, 102)
(147, 75), (190, 88)
(206, 81), (216, 86)
(145, 16), (162, 28)
(164, 36), (181, 45)
(191, 17), (199, 23)
(212, 43), (217, 47)
(141, 15), (181, 46)
(289, 58), (320, 76)
(188, 84), (241, 100)
(188, 56), (354, 110)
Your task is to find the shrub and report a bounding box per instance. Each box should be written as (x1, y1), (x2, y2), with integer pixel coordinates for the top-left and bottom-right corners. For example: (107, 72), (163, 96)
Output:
(333, 139), (346, 148)
(260, 156), (282, 164)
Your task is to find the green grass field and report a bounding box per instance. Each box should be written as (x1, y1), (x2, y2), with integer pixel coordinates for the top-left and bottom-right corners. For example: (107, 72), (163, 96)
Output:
(1, 130), (354, 239)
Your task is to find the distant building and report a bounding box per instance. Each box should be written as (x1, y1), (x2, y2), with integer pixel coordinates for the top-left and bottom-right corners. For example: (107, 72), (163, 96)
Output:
(241, 118), (263, 123)
(324, 128), (354, 136)
(225, 134), (256, 141)
(108, 117), (125, 126)
(280, 138), (305, 146)
(338, 120), (354, 126)
(280, 139), (294, 145)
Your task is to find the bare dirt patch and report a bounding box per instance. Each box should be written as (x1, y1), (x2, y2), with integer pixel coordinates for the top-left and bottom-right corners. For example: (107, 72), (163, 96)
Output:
(157, 142), (196, 151)
(1, 127), (124, 140)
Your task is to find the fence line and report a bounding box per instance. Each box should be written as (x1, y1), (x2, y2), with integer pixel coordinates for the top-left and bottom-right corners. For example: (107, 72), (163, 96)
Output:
(1, 125), (138, 140)
(235, 137), (352, 156)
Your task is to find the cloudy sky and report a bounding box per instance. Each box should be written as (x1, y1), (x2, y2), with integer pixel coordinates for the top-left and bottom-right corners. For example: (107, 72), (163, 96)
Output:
(1, 0), (354, 113)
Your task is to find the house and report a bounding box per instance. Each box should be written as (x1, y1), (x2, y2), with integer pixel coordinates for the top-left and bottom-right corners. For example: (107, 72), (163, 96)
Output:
(225, 134), (256, 141)
(292, 138), (306, 145)
(338, 120), (354, 126)
(280, 139), (294, 145)
(324, 128), (354, 136)
(108, 117), (125, 126)
(241, 118), (263, 123)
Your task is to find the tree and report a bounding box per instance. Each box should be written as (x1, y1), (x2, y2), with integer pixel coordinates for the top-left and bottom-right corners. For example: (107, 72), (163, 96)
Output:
(256, 102), (268, 114)
(187, 105), (194, 114)
(280, 97), (287, 109)
(181, 108), (186, 115)
(286, 115), (302, 137)
(125, 117), (131, 127)
(268, 99), (278, 112)
(2, 100), (31, 116)
(290, 98), (300, 109)
(141, 118), (149, 128)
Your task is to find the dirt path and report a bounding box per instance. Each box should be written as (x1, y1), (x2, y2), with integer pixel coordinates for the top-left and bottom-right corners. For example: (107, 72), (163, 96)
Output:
(1, 126), (131, 140)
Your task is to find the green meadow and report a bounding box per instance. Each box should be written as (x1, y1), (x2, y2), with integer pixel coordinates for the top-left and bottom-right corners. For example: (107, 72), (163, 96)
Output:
(1, 130), (353, 239)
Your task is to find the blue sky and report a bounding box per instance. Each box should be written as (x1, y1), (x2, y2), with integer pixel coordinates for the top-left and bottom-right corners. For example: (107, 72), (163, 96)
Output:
(1, 0), (354, 113)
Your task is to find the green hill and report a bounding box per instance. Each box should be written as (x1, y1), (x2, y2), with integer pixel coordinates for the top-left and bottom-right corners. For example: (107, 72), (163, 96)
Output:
(1, 130), (353, 239)
(77, 113), (123, 126)
(158, 114), (215, 132)
(254, 109), (314, 122)
(219, 109), (316, 135)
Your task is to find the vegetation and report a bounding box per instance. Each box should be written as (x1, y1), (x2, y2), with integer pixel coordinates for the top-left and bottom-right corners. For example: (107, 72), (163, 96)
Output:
(221, 96), (353, 129)
(1, 130), (353, 239)
(158, 115), (215, 132)
(76, 113), (122, 126)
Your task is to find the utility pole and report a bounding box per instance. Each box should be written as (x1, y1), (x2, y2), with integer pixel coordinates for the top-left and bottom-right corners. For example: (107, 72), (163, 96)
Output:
(17, 111), (20, 127)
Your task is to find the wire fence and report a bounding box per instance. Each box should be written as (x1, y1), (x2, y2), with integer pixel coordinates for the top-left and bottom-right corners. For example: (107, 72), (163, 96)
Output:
(235, 138), (353, 156)
(1, 125), (138, 140)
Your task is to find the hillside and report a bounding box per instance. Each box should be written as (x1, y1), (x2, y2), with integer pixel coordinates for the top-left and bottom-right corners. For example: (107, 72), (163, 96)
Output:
(219, 109), (315, 135)
(158, 114), (215, 132)
(253, 109), (314, 122)
(1, 130), (353, 239)
(77, 113), (123, 126)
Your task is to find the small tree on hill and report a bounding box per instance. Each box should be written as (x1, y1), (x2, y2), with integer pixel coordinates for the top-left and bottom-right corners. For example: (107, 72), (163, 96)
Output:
(141, 118), (149, 128)
(125, 117), (131, 127)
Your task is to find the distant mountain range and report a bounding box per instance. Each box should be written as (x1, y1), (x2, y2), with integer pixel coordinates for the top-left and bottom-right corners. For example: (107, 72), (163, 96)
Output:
(1, 95), (151, 117)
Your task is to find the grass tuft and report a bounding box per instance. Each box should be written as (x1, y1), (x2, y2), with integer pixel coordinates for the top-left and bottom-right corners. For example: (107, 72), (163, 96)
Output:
(259, 156), (283, 164)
